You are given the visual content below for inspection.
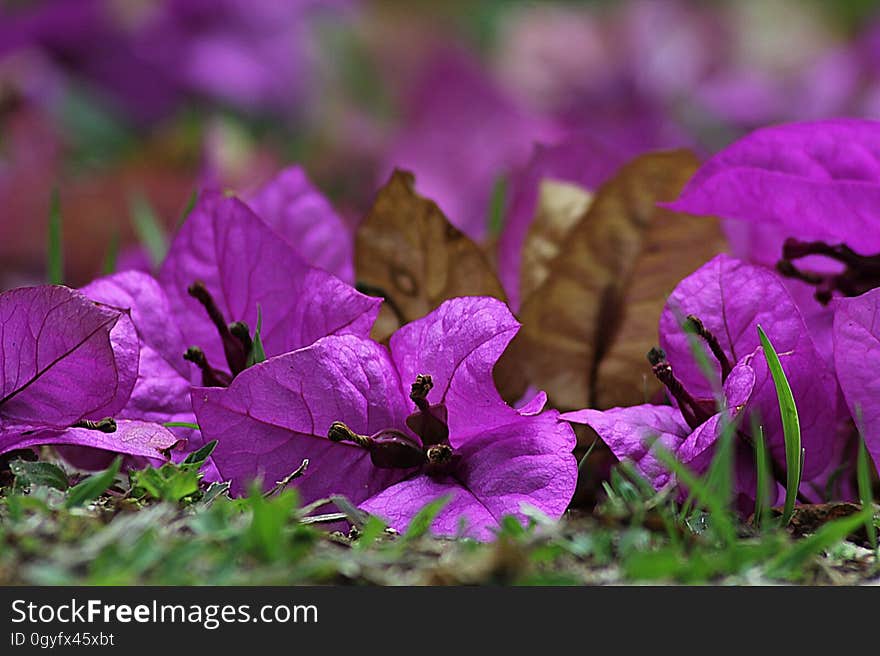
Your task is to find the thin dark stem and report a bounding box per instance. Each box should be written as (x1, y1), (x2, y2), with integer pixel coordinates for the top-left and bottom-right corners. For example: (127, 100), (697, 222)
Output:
(187, 281), (247, 374)
(184, 347), (232, 387)
(685, 315), (733, 382)
(647, 347), (711, 430)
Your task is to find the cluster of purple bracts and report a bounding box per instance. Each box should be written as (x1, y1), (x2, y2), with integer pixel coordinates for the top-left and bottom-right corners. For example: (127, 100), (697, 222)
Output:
(0, 166), (575, 540)
(567, 119), (880, 510)
(6, 119), (880, 538)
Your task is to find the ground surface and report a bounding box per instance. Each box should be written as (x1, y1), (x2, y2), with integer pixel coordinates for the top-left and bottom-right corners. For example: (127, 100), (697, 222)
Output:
(1, 451), (877, 586)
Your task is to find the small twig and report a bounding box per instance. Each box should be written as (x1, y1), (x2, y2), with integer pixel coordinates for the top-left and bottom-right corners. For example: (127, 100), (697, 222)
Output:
(263, 459), (309, 498)
(329, 494), (371, 529)
(299, 512), (349, 525)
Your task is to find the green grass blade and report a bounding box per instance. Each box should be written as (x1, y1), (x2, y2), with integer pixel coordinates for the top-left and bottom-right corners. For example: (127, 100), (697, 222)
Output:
(47, 188), (64, 284)
(163, 421), (201, 431)
(101, 230), (120, 275)
(856, 427), (877, 551)
(399, 496), (451, 545)
(767, 505), (873, 579)
(702, 411), (738, 511)
(178, 188), (198, 228)
(246, 305), (267, 367)
(129, 193), (168, 267)
(752, 420), (772, 530)
(757, 324), (801, 525)
(487, 174), (508, 238)
(650, 440), (737, 546)
(65, 457), (121, 508)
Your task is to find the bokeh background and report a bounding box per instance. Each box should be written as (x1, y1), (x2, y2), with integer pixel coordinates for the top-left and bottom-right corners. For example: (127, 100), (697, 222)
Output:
(2, 0), (879, 287)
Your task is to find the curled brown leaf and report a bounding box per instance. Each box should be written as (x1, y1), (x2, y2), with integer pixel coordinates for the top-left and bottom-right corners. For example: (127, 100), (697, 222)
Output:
(496, 150), (726, 410)
(355, 170), (505, 341)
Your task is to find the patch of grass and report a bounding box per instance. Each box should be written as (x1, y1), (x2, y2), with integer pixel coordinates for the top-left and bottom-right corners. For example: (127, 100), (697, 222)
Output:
(0, 447), (877, 585)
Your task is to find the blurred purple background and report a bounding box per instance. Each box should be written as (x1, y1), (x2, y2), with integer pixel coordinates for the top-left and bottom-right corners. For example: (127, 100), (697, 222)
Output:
(1, 0), (879, 284)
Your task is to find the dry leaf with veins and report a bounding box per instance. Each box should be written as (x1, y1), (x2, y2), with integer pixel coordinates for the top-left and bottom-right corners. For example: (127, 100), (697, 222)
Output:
(496, 150), (726, 411)
(355, 169), (505, 341)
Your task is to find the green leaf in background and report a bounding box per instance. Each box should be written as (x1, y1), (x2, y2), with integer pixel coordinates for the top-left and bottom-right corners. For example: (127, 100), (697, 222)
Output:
(757, 325), (802, 526)
(129, 193), (168, 267)
(65, 457), (121, 509)
(246, 305), (267, 367)
(129, 440), (216, 503)
(9, 460), (69, 491)
(47, 188), (63, 284)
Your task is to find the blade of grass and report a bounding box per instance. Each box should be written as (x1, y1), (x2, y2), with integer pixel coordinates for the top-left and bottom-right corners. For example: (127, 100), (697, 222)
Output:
(129, 193), (168, 267)
(487, 174), (507, 238)
(577, 437), (600, 473)
(855, 412), (877, 550)
(649, 439), (737, 546)
(178, 188), (198, 228)
(752, 420), (772, 530)
(702, 411), (738, 511)
(246, 305), (267, 367)
(757, 324), (802, 525)
(672, 308), (729, 521)
(65, 457), (121, 508)
(398, 495), (451, 546)
(101, 230), (120, 275)
(47, 188), (63, 284)
(767, 505), (873, 579)
(163, 421), (201, 431)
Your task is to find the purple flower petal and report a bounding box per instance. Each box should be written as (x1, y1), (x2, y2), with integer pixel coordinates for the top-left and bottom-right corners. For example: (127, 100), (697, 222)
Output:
(82, 270), (196, 428)
(362, 411), (575, 541)
(833, 288), (880, 468)
(562, 363), (754, 494)
(359, 477), (495, 540)
(389, 296), (520, 440)
(0, 286), (135, 428)
(660, 254), (838, 478)
(193, 334), (412, 500)
(159, 191), (379, 368)
(561, 405), (692, 489)
(665, 119), (880, 252)
(247, 166), (354, 283)
(7, 420), (179, 463)
(516, 389), (548, 416)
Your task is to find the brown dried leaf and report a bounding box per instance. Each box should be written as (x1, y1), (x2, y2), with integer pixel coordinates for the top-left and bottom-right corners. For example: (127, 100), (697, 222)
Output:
(497, 150), (726, 410)
(355, 170), (506, 341)
(520, 179), (594, 302)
